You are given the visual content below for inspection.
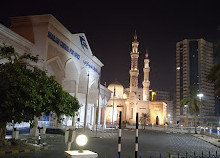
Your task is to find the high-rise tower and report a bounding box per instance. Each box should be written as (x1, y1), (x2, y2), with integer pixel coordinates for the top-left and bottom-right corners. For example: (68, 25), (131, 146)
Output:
(142, 50), (150, 101)
(176, 39), (215, 123)
(130, 31), (139, 93)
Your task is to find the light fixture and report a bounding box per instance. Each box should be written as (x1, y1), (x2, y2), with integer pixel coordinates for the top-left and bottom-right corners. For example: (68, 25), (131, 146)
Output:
(197, 93), (204, 99)
(76, 134), (88, 152)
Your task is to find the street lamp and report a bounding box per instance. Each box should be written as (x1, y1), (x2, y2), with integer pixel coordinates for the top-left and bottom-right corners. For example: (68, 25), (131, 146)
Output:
(197, 93), (204, 101)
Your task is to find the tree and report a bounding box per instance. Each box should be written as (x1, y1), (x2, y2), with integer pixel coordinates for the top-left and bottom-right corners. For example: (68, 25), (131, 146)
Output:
(140, 113), (150, 129)
(180, 86), (202, 134)
(207, 41), (220, 96)
(0, 45), (80, 142)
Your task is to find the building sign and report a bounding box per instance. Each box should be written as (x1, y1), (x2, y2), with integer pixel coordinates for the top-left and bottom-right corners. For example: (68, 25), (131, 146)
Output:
(83, 60), (100, 75)
(79, 36), (88, 50)
(47, 31), (100, 75)
(48, 31), (80, 60)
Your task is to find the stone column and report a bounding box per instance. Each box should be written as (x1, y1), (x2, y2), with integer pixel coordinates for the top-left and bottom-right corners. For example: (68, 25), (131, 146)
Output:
(103, 106), (107, 130)
(98, 106), (101, 125)
(92, 104), (97, 131)
(72, 80), (78, 128)
(90, 104), (94, 125)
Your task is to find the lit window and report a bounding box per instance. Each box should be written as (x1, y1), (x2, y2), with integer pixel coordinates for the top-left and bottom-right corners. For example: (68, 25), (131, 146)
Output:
(123, 94), (127, 99)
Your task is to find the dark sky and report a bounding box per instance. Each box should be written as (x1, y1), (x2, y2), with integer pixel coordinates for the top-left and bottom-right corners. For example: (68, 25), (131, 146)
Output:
(0, 1), (220, 92)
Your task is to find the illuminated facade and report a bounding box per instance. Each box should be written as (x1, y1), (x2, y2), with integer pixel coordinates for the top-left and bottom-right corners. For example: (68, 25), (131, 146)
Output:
(106, 32), (167, 125)
(0, 14), (112, 134)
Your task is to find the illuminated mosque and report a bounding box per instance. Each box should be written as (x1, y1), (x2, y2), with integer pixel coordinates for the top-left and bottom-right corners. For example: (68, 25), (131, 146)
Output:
(106, 32), (167, 125)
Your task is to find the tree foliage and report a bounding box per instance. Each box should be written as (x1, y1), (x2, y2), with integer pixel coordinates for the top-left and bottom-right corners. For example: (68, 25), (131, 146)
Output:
(0, 45), (80, 131)
(207, 41), (220, 96)
(180, 86), (202, 134)
(140, 113), (150, 129)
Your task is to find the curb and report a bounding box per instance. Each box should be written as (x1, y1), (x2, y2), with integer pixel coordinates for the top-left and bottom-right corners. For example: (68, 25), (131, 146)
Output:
(192, 135), (220, 148)
(0, 146), (49, 156)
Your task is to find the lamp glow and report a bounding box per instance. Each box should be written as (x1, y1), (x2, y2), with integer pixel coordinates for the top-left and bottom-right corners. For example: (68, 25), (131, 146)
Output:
(76, 134), (88, 146)
(197, 93), (204, 99)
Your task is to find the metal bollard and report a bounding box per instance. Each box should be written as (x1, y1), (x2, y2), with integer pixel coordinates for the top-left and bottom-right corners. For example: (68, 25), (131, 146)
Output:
(37, 126), (43, 145)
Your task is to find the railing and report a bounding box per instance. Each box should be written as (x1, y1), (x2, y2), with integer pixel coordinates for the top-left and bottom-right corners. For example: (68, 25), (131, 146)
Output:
(103, 151), (220, 158)
(125, 124), (220, 137)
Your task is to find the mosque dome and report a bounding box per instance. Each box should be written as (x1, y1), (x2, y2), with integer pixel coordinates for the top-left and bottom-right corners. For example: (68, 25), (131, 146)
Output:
(108, 81), (124, 98)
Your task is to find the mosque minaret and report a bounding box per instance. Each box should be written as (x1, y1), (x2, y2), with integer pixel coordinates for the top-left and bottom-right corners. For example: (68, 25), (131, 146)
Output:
(129, 31), (139, 93)
(106, 31), (167, 125)
(142, 50), (150, 101)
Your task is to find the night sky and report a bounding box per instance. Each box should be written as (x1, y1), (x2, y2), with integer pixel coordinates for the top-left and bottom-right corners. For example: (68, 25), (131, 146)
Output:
(0, 1), (220, 92)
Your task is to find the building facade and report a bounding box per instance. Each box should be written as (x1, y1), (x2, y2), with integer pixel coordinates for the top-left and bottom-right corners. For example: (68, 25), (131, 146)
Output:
(106, 32), (167, 125)
(0, 14), (112, 133)
(149, 90), (175, 123)
(176, 39), (215, 124)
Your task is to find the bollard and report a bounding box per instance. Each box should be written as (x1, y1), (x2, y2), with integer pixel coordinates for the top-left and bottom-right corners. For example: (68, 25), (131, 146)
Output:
(37, 134), (41, 145)
(209, 128), (212, 136)
(135, 113), (139, 158)
(37, 126), (43, 145)
(118, 111), (122, 158)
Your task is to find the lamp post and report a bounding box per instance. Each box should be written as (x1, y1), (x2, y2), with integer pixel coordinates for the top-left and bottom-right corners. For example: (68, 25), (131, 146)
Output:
(184, 104), (189, 126)
(197, 93), (203, 125)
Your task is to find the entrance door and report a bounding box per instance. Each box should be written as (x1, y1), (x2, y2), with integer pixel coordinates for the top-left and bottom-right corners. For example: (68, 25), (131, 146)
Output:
(156, 116), (159, 125)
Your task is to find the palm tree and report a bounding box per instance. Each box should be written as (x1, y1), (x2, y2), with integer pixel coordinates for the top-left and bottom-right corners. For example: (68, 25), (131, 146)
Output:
(140, 113), (150, 129)
(180, 86), (202, 134)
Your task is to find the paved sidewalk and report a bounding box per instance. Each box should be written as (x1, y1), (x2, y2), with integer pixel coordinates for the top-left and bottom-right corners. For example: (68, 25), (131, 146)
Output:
(193, 134), (220, 148)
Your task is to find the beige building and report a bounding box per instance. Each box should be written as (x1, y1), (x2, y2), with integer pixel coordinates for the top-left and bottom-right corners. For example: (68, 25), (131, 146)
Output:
(106, 33), (167, 125)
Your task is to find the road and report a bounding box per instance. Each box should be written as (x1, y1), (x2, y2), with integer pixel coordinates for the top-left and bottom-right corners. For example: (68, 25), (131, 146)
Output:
(2, 129), (220, 158)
